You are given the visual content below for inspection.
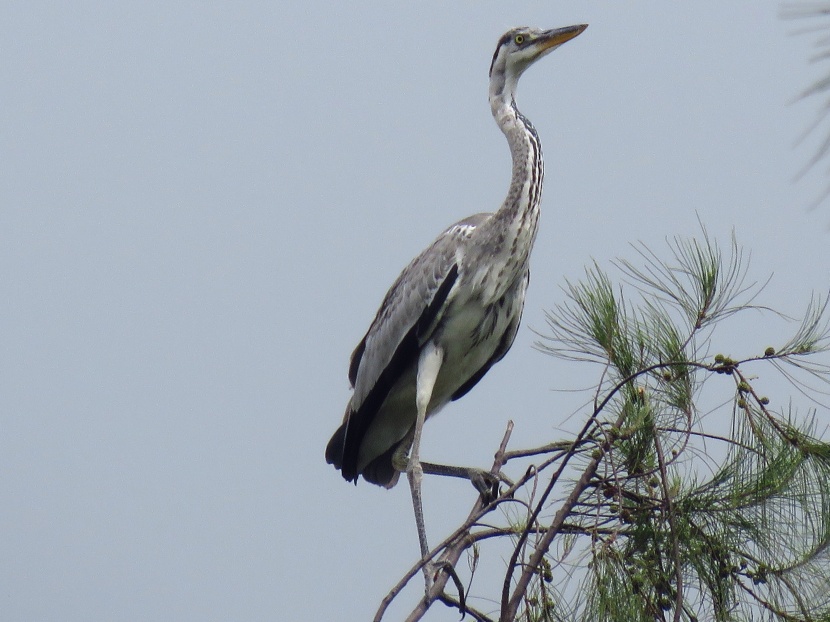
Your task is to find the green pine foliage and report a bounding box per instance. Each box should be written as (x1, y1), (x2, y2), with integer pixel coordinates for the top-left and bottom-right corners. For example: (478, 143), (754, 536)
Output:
(526, 230), (830, 622)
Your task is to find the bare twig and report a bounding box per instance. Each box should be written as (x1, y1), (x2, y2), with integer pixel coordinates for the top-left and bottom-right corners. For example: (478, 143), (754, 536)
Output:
(499, 364), (663, 621)
(374, 421), (515, 622)
(503, 440), (574, 461)
(500, 447), (605, 621)
(653, 433), (684, 621)
(437, 593), (497, 622)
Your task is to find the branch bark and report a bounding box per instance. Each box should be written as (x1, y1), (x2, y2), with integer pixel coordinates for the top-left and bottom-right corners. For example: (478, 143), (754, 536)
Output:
(374, 421), (515, 622)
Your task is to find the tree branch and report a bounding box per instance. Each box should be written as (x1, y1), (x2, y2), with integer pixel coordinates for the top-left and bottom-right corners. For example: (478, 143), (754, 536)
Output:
(374, 421), (515, 622)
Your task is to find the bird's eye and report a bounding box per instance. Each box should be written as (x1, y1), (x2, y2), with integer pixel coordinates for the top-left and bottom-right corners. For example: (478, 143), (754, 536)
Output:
(514, 34), (524, 45)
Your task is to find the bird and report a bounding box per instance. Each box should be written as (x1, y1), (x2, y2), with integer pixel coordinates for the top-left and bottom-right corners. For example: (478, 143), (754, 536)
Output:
(326, 24), (587, 573)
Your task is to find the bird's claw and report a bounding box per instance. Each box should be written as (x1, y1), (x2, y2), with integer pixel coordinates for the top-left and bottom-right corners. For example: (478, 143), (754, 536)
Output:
(469, 469), (512, 504)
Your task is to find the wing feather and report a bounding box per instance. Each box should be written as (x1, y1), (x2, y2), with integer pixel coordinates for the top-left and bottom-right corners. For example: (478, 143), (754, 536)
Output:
(351, 213), (488, 409)
(331, 213), (490, 481)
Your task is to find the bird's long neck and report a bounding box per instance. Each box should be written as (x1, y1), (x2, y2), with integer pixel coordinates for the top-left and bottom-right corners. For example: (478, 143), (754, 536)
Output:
(486, 91), (544, 268)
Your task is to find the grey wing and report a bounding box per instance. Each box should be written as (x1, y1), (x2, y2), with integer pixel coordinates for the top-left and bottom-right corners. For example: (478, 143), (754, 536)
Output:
(331, 213), (489, 480)
(350, 213), (489, 408)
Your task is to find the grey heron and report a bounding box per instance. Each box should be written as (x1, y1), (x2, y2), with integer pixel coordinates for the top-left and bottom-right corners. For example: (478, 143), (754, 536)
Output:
(326, 24), (587, 578)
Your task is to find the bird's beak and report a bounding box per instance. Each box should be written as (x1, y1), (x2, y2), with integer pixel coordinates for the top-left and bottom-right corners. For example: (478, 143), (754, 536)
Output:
(537, 24), (588, 53)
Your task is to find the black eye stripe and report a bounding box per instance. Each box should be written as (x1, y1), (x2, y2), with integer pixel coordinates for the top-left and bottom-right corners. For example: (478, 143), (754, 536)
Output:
(489, 32), (514, 75)
(496, 32), (514, 50)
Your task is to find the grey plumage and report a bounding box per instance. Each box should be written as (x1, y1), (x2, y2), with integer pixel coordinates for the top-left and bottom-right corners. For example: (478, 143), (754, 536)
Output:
(327, 213), (527, 486)
(326, 25), (587, 490)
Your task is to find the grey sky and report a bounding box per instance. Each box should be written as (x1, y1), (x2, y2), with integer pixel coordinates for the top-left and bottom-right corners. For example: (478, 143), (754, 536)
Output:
(2, 2), (828, 620)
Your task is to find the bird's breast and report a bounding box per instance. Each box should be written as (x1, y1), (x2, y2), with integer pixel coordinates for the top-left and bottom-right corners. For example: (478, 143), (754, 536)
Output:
(429, 285), (520, 400)
(459, 209), (537, 306)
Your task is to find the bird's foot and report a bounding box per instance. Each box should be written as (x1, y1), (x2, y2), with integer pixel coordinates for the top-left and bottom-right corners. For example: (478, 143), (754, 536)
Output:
(469, 469), (503, 503)
(418, 461), (513, 502)
(470, 469), (514, 504)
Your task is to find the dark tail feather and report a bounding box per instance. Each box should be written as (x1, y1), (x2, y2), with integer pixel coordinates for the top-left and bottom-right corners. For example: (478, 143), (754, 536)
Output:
(325, 422), (346, 470)
(326, 419), (407, 488)
(326, 421), (361, 484)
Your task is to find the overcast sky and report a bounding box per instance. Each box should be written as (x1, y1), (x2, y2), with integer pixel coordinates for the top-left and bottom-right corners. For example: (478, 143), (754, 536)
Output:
(2, 2), (830, 621)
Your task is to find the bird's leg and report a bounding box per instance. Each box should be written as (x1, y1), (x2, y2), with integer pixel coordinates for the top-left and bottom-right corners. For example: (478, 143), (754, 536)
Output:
(409, 342), (443, 591)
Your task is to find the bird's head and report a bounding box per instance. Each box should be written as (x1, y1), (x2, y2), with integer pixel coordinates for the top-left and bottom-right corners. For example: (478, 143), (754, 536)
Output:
(489, 25), (587, 101)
